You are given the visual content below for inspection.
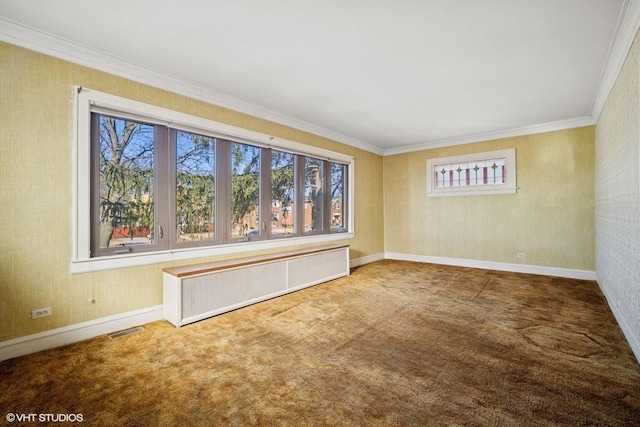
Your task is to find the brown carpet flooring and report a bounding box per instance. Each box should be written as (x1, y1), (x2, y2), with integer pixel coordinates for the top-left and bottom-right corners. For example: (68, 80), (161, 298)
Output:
(1, 260), (639, 426)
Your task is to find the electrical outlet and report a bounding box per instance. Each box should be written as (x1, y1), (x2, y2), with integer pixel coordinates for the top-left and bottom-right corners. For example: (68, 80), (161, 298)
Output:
(32, 307), (52, 319)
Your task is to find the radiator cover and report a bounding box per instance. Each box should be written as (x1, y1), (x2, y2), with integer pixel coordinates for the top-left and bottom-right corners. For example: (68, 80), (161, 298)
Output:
(163, 245), (349, 327)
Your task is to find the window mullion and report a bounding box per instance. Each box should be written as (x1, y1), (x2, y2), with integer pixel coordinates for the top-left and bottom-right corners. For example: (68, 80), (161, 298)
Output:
(323, 160), (332, 232)
(152, 125), (171, 250)
(80, 89), (353, 265)
(217, 140), (231, 243)
(166, 128), (178, 248)
(89, 112), (101, 257)
(260, 148), (272, 240)
(294, 155), (305, 236)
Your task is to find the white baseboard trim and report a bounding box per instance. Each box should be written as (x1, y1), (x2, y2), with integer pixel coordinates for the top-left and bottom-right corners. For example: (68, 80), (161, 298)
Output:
(350, 252), (385, 268)
(0, 254), (602, 363)
(595, 275), (640, 364)
(384, 252), (597, 281)
(385, 253), (640, 363)
(0, 253), (381, 362)
(0, 305), (163, 362)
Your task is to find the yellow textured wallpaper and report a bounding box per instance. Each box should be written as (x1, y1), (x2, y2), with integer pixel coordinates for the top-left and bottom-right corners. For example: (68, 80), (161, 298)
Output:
(0, 42), (384, 341)
(384, 127), (595, 270)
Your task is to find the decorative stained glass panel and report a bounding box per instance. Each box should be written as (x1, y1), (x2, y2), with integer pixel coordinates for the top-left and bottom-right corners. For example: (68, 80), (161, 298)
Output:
(427, 149), (516, 197)
(434, 158), (506, 188)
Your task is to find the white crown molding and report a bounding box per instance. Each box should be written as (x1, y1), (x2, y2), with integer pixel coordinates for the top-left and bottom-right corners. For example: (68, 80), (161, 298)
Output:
(590, 0), (640, 120)
(0, 18), (384, 156)
(2, 0), (640, 158)
(383, 116), (597, 156)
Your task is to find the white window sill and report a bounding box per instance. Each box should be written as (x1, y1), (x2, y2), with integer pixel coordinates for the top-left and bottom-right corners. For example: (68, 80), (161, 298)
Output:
(70, 233), (354, 274)
(427, 186), (517, 197)
(426, 148), (516, 197)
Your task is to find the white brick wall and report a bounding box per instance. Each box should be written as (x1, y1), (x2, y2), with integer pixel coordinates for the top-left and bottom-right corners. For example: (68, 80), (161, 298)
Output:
(596, 26), (640, 361)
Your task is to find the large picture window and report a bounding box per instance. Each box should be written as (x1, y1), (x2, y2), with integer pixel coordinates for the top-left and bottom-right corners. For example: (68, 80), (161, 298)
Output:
(73, 88), (353, 272)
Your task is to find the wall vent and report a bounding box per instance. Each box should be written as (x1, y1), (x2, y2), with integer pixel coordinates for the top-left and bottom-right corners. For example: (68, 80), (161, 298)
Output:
(108, 326), (144, 339)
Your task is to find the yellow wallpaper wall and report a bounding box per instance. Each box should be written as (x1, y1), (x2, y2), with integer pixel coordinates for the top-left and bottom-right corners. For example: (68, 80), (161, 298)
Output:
(0, 42), (384, 342)
(0, 40), (598, 344)
(384, 127), (595, 270)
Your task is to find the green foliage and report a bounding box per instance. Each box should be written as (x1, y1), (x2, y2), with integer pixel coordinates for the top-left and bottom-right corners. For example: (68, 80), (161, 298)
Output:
(176, 171), (214, 237)
(271, 151), (294, 210)
(231, 172), (259, 225)
(231, 143), (260, 227)
(97, 120), (347, 247)
(98, 116), (155, 248)
(176, 132), (216, 240)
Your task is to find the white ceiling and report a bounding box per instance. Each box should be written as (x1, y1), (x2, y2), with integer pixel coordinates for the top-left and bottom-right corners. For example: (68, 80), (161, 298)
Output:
(1, 1), (639, 155)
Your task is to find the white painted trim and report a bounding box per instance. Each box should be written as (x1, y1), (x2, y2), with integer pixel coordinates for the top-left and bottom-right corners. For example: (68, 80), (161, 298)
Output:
(383, 1), (640, 156)
(384, 252), (597, 281)
(71, 87), (356, 273)
(0, 305), (163, 362)
(590, 0), (640, 121)
(2, 5), (638, 157)
(72, 232), (355, 274)
(386, 253), (638, 363)
(4, 252), (380, 361)
(426, 148), (516, 197)
(4, 257), (632, 365)
(0, 18), (383, 156)
(78, 88), (355, 164)
(350, 252), (385, 268)
(384, 116), (596, 156)
(595, 274), (640, 364)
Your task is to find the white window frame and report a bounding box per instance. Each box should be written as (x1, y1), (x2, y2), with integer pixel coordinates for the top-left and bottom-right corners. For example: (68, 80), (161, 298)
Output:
(71, 87), (354, 274)
(426, 149), (516, 197)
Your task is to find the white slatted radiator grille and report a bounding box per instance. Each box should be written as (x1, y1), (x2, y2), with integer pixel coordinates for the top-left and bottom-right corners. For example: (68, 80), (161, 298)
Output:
(163, 245), (349, 327)
(289, 249), (350, 288)
(182, 262), (286, 320)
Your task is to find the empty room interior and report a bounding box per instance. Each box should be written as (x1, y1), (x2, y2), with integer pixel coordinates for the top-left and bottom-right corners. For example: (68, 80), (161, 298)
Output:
(1, 1), (640, 425)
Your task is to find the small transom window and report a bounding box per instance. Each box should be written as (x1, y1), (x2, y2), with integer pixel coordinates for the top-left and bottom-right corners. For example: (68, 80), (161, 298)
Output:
(427, 149), (516, 197)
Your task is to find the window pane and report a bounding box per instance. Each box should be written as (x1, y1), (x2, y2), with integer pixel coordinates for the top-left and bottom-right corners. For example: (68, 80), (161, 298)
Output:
(330, 162), (347, 232)
(97, 114), (155, 249)
(434, 157), (507, 188)
(176, 131), (216, 242)
(271, 151), (295, 236)
(304, 157), (324, 232)
(231, 142), (261, 238)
